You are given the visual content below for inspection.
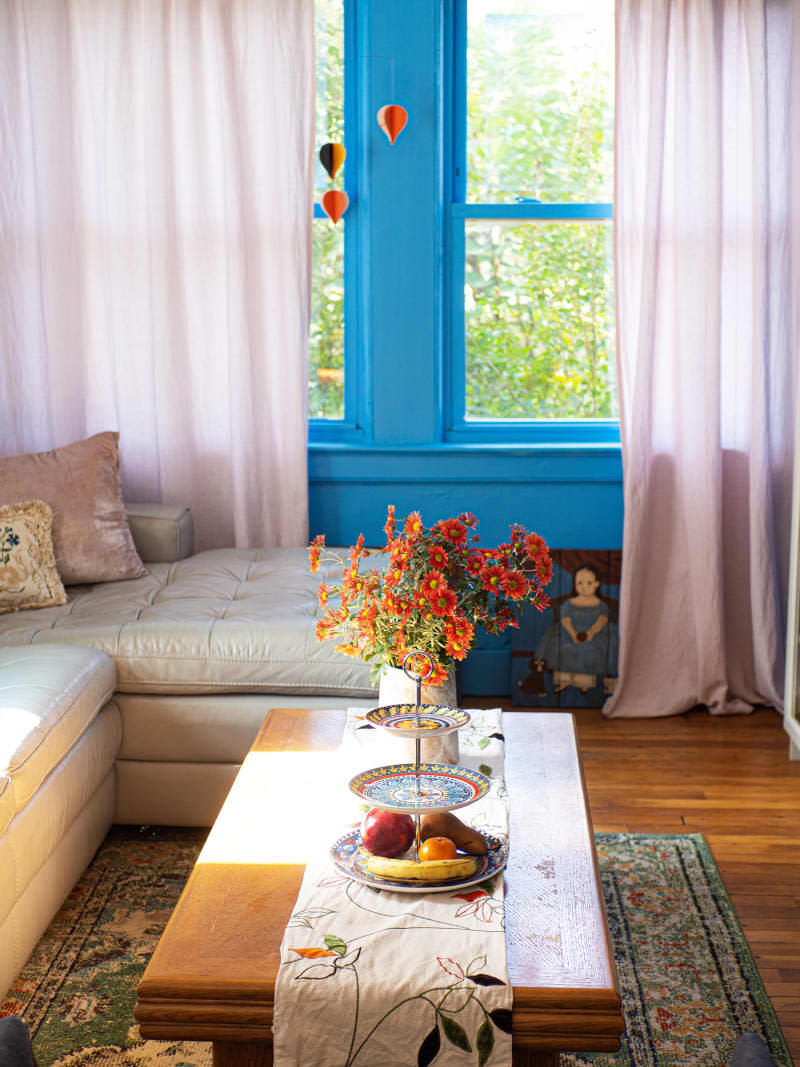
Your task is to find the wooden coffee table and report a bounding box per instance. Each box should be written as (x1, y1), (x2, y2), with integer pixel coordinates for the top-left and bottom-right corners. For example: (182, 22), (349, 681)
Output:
(135, 709), (623, 1066)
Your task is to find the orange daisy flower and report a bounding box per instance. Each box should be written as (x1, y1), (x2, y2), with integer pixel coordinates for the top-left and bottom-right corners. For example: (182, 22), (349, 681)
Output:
(447, 616), (475, 646)
(444, 630), (470, 661)
(428, 663), (450, 687)
(466, 552), (484, 577)
(308, 533), (325, 574)
(383, 504), (396, 543)
(317, 583), (329, 609)
(404, 510), (424, 540)
(525, 532), (548, 561)
(335, 644), (362, 658)
(429, 585), (457, 617)
(501, 569), (528, 599)
(480, 564), (507, 594)
(428, 544), (450, 570)
(435, 517), (467, 545)
(420, 569), (447, 599)
(536, 555), (553, 585)
(349, 533), (365, 565)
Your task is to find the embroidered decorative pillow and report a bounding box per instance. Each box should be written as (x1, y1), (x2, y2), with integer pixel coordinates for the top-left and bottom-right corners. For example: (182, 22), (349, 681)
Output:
(0, 432), (146, 585)
(0, 500), (67, 613)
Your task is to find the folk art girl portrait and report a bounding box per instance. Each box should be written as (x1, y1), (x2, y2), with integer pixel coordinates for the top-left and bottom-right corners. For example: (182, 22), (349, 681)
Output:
(513, 551), (621, 707)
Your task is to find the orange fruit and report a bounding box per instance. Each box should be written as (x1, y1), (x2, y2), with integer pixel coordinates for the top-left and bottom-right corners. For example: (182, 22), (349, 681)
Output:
(418, 836), (457, 861)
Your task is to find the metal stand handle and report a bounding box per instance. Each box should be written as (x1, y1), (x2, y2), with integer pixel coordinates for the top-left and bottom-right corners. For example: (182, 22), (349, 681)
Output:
(401, 650), (434, 813)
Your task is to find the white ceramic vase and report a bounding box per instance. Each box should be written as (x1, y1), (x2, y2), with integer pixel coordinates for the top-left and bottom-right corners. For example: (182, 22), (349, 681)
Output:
(377, 665), (459, 765)
(377, 664), (457, 708)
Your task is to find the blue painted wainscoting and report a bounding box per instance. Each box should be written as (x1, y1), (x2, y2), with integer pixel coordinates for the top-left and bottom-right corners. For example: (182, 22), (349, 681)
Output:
(308, 443), (623, 695)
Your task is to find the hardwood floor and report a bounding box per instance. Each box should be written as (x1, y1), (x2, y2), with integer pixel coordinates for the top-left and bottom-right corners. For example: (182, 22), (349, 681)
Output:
(481, 702), (800, 1061)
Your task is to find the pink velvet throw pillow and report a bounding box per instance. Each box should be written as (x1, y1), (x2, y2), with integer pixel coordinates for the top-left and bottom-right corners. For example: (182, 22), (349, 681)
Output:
(0, 433), (146, 585)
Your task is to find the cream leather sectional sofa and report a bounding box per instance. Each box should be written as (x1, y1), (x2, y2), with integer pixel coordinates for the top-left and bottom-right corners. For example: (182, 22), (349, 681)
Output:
(0, 504), (376, 999)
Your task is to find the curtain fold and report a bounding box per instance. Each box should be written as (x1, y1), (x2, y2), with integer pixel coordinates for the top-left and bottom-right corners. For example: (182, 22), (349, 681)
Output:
(0, 0), (313, 550)
(607, 0), (800, 717)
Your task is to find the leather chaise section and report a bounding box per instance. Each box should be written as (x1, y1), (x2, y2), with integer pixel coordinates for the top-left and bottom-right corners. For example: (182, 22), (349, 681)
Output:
(0, 548), (376, 697)
(0, 646), (116, 810)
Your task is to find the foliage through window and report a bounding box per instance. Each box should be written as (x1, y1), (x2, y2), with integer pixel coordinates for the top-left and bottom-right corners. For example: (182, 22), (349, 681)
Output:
(310, 0), (345, 420)
(460, 0), (616, 421)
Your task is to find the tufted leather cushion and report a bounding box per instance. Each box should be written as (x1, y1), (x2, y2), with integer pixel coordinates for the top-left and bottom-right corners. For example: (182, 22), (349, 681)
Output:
(0, 548), (376, 697)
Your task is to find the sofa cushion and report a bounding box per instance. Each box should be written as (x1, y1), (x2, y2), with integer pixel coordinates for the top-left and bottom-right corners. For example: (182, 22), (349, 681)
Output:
(0, 432), (146, 585)
(0, 775), (12, 837)
(0, 500), (67, 615)
(0, 645), (117, 813)
(0, 548), (375, 697)
(125, 503), (194, 563)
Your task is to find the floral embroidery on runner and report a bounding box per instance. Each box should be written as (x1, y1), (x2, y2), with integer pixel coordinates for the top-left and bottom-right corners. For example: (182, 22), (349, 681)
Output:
(272, 708), (511, 1067)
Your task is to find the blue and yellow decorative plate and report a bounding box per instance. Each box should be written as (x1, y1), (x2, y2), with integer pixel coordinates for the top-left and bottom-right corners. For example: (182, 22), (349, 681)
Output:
(330, 829), (508, 893)
(348, 763), (490, 813)
(365, 703), (470, 737)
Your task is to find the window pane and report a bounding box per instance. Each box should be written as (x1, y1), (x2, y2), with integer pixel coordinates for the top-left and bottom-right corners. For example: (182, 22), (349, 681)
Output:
(464, 221), (617, 419)
(314, 0), (344, 200)
(312, 0), (345, 419)
(467, 0), (613, 203)
(309, 220), (344, 419)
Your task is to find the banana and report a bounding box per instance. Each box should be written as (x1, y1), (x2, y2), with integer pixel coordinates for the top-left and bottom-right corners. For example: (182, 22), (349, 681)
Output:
(360, 849), (478, 882)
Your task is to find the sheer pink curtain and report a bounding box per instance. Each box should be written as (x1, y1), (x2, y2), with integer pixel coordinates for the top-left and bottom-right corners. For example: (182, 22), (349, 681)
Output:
(0, 0), (313, 550)
(607, 0), (800, 717)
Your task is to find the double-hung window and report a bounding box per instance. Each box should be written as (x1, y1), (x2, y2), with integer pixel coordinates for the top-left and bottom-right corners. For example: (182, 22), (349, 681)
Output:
(447, 0), (616, 442)
(310, 0), (616, 446)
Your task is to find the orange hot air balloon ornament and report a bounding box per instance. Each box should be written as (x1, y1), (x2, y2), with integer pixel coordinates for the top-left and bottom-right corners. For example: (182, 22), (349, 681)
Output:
(319, 142), (346, 179)
(377, 104), (408, 145)
(321, 190), (349, 225)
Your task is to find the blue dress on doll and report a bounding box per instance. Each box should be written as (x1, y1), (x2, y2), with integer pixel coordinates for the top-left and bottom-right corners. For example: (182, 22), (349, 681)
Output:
(535, 600), (619, 677)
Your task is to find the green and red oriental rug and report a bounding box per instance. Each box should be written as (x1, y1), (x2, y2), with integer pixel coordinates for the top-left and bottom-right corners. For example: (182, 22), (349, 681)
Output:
(0, 829), (791, 1066)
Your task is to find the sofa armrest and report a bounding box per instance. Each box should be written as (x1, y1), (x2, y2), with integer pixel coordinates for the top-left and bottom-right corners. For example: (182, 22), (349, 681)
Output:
(125, 504), (194, 563)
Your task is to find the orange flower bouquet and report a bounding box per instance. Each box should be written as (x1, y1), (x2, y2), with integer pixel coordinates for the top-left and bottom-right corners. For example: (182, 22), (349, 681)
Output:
(308, 507), (553, 685)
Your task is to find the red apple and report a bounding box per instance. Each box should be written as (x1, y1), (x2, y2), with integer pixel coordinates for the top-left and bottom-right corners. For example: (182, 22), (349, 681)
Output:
(361, 808), (415, 858)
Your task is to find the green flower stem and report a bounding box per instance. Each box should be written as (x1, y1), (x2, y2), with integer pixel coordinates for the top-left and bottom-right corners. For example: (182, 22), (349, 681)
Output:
(346, 993), (438, 1067)
(343, 963), (360, 1067)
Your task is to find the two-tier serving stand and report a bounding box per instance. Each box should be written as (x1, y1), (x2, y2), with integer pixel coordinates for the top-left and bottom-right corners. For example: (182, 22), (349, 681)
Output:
(330, 651), (509, 893)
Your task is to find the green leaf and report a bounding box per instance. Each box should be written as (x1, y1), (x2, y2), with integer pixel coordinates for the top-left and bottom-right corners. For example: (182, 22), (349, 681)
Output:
(478, 763), (492, 776)
(323, 934), (347, 956)
(441, 1014), (472, 1053)
(466, 954), (487, 976)
(417, 1024), (441, 1067)
(478, 737), (490, 750)
(477, 1018), (495, 1067)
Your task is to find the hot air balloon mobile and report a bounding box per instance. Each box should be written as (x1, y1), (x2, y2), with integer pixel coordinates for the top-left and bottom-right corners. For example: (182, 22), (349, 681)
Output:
(377, 104), (408, 145)
(319, 142), (346, 179)
(321, 189), (349, 225)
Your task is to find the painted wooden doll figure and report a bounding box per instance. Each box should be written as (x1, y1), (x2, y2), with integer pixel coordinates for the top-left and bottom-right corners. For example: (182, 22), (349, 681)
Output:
(534, 564), (619, 693)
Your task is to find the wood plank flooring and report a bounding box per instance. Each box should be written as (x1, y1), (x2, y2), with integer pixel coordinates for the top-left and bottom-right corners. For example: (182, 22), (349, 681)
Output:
(479, 703), (800, 1061)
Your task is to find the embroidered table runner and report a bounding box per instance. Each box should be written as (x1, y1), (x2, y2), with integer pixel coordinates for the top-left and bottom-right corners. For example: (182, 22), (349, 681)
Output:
(272, 708), (512, 1067)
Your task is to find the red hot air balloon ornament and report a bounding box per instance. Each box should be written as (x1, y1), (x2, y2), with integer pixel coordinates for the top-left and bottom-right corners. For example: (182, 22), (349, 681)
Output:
(321, 189), (349, 225)
(377, 104), (408, 145)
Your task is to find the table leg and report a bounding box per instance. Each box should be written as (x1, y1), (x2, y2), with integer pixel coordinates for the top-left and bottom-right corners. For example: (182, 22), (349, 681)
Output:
(212, 1041), (272, 1067)
(512, 1050), (560, 1067)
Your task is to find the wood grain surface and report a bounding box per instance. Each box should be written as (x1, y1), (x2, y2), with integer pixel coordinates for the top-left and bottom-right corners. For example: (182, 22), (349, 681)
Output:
(567, 704), (800, 1063)
(135, 708), (623, 1062)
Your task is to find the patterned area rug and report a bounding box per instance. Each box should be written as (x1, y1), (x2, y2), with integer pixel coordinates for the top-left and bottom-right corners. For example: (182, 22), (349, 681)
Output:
(0, 829), (791, 1066)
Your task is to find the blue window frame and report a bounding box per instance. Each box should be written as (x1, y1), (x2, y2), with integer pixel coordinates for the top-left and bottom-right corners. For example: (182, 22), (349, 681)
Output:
(309, 0), (618, 449)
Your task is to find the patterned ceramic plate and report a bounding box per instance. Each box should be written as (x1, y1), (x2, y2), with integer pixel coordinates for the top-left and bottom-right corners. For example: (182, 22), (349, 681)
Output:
(348, 764), (490, 813)
(330, 829), (508, 894)
(365, 704), (471, 737)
